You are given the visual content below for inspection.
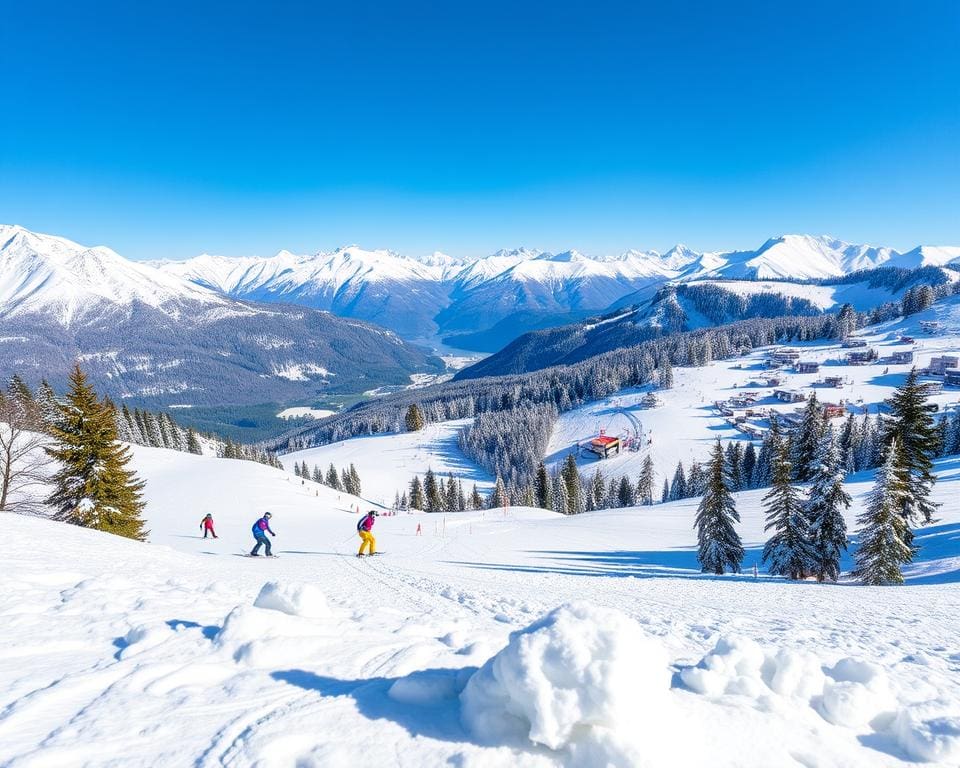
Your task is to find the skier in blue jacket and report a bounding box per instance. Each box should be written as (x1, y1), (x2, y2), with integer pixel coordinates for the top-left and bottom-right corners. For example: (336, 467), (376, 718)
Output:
(250, 512), (276, 556)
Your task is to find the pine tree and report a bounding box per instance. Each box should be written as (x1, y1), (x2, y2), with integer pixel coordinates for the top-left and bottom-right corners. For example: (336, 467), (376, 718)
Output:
(661, 477), (670, 504)
(636, 455), (655, 505)
(742, 442), (757, 488)
(46, 365), (148, 541)
(341, 468), (351, 494)
(535, 461), (552, 510)
(806, 427), (851, 582)
(490, 474), (508, 509)
(688, 461), (705, 497)
(589, 469), (605, 511)
(457, 479), (466, 511)
(552, 473), (569, 515)
(326, 463), (342, 490)
(424, 468), (442, 512)
(562, 454), (584, 514)
(882, 368), (940, 525)
(470, 484), (483, 510)
(658, 357), (673, 389)
(762, 438), (815, 579)
(445, 474), (458, 512)
(313, 464), (324, 484)
(186, 428), (202, 455)
(669, 461), (687, 500)
(853, 437), (915, 585)
(836, 303), (857, 339)
(409, 475), (426, 510)
(617, 476), (634, 506)
(349, 464), (361, 496)
(405, 404), (425, 432)
(36, 380), (61, 432)
(792, 394), (825, 482)
(725, 442), (743, 491)
(694, 440), (743, 574)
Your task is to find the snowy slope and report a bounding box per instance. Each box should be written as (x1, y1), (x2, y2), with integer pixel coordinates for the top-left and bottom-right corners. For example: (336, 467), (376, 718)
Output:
(2, 441), (959, 766)
(283, 418), (494, 505)
(545, 295), (960, 485)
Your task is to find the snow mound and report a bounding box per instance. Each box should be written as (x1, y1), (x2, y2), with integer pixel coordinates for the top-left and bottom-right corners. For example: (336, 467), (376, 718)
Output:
(253, 581), (331, 619)
(460, 602), (671, 756)
(819, 658), (895, 728)
(681, 636), (825, 701)
(894, 703), (960, 763)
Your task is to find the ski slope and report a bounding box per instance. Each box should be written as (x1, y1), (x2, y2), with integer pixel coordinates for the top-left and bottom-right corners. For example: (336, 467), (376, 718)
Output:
(283, 418), (495, 505)
(2, 443), (959, 767)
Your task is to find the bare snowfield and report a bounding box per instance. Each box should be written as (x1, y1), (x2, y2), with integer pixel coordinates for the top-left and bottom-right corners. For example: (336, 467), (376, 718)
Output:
(2, 442), (959, 767)
(284, 418), (495, 504)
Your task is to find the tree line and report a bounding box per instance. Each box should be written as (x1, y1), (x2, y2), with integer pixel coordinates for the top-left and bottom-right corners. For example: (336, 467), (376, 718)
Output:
(292, 460), (362, 497)
(694, 368), (941, 585)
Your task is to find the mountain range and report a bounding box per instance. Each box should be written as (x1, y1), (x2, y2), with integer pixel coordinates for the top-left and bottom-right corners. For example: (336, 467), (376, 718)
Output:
(2, 224), (958, 406)
(151, 234), (960, 350)
(0, 225), (443, 406)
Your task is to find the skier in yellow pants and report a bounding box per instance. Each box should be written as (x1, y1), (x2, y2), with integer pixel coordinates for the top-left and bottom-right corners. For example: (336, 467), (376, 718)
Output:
(357, 510), (378, 556)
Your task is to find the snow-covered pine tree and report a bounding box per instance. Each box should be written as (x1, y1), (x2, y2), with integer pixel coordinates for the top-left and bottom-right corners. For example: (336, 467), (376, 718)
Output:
(326, 463), (341, 490)
(694, 439), (743, 574)
(46, 365), (148, 541)
(685, 461), (702, 497)
(186, 428), (202, 455)
(636, 455), (655, 505)
(661, 477), (670, 504)
(853, 437), (915, 585)
(424, 468), (441, 512)
(562, 454), (585, 514)
(658, 356), (673, 389)
(552, 473), (570, 515)
(806, 426), (851, 582)
(725, 442), (743, 490)
(669, 461), (687, 500)
(312, 464), (324, 484)
(409, 475), (426, 510)
(405, 403), (425, 432)
(741, 442), (757, 488)
(445, 475), (458, 512)
(534, 462), (552, 510)
(881, 368), (940, 525)
(762, 437), (816, 580)
(617, 476), (634, 506)
(490, 474), (508, 509)
(349, 464), (361, 496)
(792, 393), (825, 482)
(470, 484), (483, 510)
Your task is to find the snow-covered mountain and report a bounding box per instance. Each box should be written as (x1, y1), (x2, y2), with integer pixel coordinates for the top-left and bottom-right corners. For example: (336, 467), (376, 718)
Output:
(0, 224), (226, 325)
(153, 233), (960, 348)
(0, 226), (443, 405)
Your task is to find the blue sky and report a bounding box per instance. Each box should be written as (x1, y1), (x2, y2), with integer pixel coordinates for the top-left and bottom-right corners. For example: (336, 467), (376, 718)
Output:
(1, 1), (958, 260)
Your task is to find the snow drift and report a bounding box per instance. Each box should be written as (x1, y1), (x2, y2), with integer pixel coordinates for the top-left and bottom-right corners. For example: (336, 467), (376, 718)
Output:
(460, 602), (671, 760)
(253, 581), (331, 619)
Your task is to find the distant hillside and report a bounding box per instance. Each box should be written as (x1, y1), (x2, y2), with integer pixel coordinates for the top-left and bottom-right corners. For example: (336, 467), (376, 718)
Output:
(0, 225), (443, 406)
(456, 267), (957, 379)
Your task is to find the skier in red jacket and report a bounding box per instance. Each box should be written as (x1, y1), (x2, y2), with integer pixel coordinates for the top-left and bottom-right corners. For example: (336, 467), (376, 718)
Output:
(200, 513), (218, 539)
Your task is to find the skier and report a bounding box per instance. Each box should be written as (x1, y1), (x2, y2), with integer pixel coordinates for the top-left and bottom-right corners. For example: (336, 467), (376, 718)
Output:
(250, 512), (276, 557)
(357, 510), (378, 557)
(200, 513), (218, 539)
